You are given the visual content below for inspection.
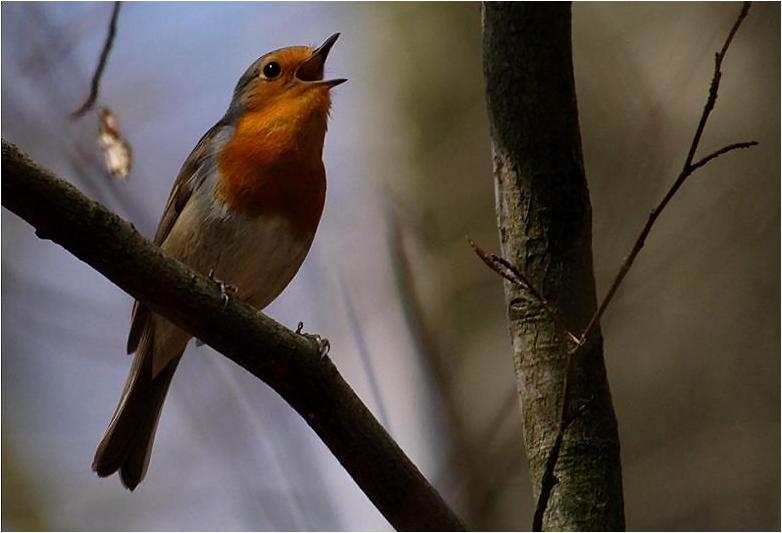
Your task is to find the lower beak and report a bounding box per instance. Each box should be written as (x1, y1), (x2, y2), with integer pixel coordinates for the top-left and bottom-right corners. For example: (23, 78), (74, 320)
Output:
(296, 33), (347, 87)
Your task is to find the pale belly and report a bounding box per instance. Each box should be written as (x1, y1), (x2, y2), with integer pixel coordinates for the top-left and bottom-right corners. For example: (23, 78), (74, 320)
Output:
(162, 195), (315, 310)
(142, 182), (319, 376)
(149, 194), (314, 373)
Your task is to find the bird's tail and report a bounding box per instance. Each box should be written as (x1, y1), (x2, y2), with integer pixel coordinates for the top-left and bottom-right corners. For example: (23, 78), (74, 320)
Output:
(92, 331), (182, 491)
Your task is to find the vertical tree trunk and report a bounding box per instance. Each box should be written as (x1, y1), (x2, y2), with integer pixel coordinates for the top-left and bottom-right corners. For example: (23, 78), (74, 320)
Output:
(481, 4), (625, 530)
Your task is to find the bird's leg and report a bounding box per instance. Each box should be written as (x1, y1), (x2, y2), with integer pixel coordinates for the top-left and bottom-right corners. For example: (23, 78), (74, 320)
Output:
(195, 269), (237, 347)
(296, 321), (331, 359)
(208, 268), (238, 309)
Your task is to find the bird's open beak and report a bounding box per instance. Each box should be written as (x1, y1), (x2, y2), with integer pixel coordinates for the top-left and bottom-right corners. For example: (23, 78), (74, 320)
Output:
(296, 33), (347, 88)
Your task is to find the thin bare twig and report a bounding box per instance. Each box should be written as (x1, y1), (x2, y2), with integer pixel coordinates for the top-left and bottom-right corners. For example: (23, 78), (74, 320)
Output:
(577, 1), (755, 348)
(683, 1), (752, 169)
(689, 140), (758, 173)
(71, 2), (121, 119)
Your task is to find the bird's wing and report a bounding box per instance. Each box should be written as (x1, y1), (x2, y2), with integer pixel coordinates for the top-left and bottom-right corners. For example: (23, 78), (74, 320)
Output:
(127, 119), (232, 354)
(152, 119), (231, 246)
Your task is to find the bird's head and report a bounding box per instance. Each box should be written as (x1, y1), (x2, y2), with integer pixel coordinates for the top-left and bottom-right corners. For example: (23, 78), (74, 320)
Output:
(229, 33), (346, 127)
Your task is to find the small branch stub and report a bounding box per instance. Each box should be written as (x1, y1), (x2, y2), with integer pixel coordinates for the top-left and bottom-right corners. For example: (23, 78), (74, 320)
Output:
(468, 237), (581, 348)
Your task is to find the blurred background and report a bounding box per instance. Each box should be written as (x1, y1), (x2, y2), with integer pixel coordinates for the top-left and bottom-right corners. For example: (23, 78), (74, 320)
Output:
(2, 2), (778, 530)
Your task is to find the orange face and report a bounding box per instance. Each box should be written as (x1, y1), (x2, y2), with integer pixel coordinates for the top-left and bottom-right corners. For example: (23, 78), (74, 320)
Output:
(232, 34), (346, 124)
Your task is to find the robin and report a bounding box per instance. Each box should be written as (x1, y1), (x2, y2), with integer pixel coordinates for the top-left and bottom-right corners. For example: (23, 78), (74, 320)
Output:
(92, 34), (346, 490)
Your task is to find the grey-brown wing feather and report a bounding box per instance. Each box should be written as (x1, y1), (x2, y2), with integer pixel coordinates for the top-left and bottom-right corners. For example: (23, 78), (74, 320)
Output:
(127, 119), (232, 354)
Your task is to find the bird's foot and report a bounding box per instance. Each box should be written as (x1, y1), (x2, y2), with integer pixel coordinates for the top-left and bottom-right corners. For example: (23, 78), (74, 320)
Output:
(208, 269), (238, 309)
(296, 322), (331, 359)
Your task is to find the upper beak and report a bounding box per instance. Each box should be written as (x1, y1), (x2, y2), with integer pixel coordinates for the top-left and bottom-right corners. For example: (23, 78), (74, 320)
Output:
(296, 33), (347, 88)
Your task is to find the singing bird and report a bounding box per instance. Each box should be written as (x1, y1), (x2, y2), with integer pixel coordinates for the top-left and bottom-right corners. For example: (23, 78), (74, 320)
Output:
(93, 34), (346, 490)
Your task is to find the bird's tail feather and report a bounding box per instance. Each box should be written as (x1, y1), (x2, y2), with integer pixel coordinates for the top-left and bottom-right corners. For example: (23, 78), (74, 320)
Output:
(93, 332), (182, 491)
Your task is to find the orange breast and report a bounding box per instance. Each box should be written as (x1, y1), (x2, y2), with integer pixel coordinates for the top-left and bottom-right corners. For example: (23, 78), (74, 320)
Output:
(215, 109), (327, 239)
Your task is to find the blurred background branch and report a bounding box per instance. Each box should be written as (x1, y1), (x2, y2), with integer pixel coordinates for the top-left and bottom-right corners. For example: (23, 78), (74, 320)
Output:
(71, 1), (121, 119)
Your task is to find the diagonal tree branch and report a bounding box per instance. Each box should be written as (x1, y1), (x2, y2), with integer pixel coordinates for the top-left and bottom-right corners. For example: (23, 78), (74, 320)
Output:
(1, 139), (465, 532)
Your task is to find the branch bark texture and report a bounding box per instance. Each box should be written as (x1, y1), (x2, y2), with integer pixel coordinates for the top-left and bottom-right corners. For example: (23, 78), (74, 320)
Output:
(1, 139), (464, 532)
(482, 4), (624, 530)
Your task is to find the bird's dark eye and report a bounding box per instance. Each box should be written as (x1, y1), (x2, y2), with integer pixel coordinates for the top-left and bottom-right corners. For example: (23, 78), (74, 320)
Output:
(262, 61), (281, 79)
